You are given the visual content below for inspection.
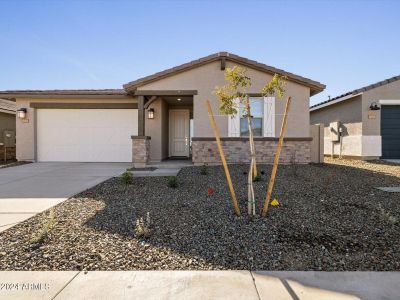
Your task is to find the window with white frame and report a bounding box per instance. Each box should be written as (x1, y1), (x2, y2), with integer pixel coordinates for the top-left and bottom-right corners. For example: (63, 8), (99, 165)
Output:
(239, 97), (263, 136)
(228, 96), (275, 138)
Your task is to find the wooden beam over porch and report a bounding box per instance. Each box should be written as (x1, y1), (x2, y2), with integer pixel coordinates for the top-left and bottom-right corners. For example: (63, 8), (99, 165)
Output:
(134, 90), (198, 96)
(138, 95), (145, 136)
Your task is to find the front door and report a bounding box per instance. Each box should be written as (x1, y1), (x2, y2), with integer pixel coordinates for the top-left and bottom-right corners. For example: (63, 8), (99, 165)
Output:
(169, 109), (190, 157)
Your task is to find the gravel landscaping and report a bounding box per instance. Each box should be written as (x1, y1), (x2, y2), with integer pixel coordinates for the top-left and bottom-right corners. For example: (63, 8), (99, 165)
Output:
(0, 158), (399, 271)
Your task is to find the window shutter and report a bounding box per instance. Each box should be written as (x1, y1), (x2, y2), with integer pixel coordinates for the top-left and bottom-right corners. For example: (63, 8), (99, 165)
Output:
(263, 96), (275, 137)
(228, 98), (240, 137)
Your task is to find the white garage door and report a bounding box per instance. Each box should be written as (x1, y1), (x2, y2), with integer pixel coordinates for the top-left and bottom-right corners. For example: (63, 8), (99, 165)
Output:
(37, 109), (138, 162)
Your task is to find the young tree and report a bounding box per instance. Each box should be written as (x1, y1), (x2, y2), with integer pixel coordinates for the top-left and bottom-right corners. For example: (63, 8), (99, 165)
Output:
(215, 66), (286, 217)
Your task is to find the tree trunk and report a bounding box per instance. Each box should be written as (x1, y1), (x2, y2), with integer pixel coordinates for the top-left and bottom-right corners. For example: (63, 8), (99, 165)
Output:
(245, 97), (256, 217)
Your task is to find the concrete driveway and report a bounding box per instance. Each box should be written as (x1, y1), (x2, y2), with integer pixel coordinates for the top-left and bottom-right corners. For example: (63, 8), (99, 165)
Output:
(0, 162), (131, 232)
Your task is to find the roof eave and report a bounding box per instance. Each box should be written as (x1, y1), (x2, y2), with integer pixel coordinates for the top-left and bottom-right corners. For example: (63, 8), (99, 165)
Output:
(0, 90), (130, 100)
(0, 108), (16, 115)
(310, 92), (363, 112)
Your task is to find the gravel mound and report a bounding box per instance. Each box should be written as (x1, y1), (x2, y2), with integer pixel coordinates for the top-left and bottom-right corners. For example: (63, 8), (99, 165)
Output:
(0, 158), (399, 270)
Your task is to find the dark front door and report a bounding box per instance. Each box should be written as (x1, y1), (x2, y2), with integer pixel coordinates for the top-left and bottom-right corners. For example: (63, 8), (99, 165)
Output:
(381, 105), (400, 158)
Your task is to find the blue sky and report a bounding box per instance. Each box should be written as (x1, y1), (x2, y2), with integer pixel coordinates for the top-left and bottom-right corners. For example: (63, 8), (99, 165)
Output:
(0, 0), (399, 105)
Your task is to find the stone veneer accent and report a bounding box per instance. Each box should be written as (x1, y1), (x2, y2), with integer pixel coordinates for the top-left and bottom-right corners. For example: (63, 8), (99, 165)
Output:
(131, 136), (151, 168)
(192, 137), (311, 165)
(0, 146), (16, 161)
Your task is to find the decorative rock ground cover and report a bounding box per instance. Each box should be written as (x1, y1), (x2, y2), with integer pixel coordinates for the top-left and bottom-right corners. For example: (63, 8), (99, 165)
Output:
(0, 158), (399, 271)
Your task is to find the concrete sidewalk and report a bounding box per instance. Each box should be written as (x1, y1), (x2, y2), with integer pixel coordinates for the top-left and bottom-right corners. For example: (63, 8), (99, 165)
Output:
(0, 271), (398, 300)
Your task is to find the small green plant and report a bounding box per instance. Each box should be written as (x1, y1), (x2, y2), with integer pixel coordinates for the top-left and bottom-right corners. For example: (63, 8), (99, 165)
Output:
(135, 212), (152, 238)
(200, 164), (209, 175)
(167, 176), (178, 188)
(121, 171), (133, 185)
(253, 173), (262, 182)
(30, 209), (56, 244)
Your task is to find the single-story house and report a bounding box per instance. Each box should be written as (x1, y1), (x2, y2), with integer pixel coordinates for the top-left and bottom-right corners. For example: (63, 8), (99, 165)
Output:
(0, 52), (325, 165)
(0, 99), (16, 161)
(310, 75), (400, 159)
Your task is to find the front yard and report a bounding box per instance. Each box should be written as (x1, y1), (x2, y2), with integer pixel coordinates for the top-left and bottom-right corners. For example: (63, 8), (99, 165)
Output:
(0, 158), (399, 271)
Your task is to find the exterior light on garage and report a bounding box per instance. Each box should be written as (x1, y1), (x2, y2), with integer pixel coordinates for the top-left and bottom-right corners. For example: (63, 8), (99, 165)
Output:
(148, 108), (155, 119)
(369, 102), (381, 110)
(17, 108), (27, 119)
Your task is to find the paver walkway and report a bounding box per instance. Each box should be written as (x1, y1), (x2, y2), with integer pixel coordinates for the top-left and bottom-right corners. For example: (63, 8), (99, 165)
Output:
(130, 160), (192, 177)
(0, 271), (398, 300)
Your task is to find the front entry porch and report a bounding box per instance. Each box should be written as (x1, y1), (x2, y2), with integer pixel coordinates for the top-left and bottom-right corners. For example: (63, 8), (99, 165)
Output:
(132, 90), (195, 167)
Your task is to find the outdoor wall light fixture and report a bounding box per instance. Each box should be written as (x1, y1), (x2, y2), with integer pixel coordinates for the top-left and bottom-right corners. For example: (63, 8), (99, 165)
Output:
(17, 108), (27, 119)
(369, 102), (381, 110)
(148, 108), (155, 119)
(177, 98), (182, 101)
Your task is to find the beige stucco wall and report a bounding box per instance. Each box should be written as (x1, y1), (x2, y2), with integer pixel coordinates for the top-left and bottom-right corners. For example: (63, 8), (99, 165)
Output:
(310, 95), (362, 125)
(0, 112), (16, 143)
(161, 99), (169, 159)
(145, 97), (170, 161)
(362, 80), (400, 136)
(310, 96), (363, 157)
(138, 60), (312, 138)
(15, 97), (137, 161)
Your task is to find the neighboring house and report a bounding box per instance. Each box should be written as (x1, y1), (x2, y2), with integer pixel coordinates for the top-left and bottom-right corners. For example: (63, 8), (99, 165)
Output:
(0, 52), (325, 165)
(310, 75), (400, 159)
(0, 99), (16, 160)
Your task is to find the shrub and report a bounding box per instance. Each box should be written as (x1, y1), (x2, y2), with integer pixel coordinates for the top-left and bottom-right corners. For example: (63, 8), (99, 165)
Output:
(378, 204), (398, 225)
(253, 173), (262, 182)
(135, 212), (152, 238)
(168, 176), (178, 188)
(121, 171), (133, 185)
(30, 209), (56, 244)
(200, 164), (208, 175)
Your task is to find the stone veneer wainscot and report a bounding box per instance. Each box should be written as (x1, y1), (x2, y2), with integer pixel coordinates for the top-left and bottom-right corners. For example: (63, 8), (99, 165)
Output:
(131, 136), (151, 168)
(191, 137), (312, 165)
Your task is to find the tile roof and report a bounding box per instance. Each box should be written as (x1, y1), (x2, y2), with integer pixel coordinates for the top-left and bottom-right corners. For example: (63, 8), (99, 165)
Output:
(0, 99), (16, 114)
(0, 89), (126, 97)
(123, 52), (326, 95)
(311, 75), (400, 110)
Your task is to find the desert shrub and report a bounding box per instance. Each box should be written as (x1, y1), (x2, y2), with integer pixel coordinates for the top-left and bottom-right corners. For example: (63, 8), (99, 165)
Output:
(168, 176), (178, 188)
(121, 171), (133, 185)
(135, 212), (152, 238)
(378, 204), (398, 225)
(200, 164), (208, 175)
(30, 209), (56, 244)
(253, 173), (262, 182)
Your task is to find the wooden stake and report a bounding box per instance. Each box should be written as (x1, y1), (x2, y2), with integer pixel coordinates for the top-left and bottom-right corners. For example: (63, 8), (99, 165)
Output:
(206, 100), (241, 216)
(261, 96), (292, 217)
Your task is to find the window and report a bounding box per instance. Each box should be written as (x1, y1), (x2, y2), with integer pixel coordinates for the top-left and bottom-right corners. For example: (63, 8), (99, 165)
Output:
(239, 98), (263, 136)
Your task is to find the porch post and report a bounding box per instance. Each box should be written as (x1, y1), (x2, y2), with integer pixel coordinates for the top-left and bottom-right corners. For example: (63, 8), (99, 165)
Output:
(138, 95), (145, 136)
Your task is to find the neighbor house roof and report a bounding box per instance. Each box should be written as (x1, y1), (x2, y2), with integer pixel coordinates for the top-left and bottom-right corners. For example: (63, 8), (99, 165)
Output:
(310, 75), (400, 111)
(123, 52), (326, 96)
(0, 89), (126, 99)
(0, 99), (16, 114)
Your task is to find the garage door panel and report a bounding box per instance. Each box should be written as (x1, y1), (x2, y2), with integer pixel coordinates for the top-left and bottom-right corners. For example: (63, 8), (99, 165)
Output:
(381, 106), (400, 159)
(37, 109), (138, 162)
